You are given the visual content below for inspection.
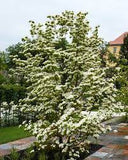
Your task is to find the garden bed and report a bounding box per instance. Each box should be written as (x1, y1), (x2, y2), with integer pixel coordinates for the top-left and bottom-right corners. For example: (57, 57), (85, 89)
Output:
(0, 115), (127, 160)
(2, 144), (103, 160)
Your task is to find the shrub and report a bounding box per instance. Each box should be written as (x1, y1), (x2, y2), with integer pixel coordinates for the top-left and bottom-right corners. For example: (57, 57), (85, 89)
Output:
(12, 11), (123, 159)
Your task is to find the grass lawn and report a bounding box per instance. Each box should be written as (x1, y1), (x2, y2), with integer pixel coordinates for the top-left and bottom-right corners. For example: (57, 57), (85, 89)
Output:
(0, 126), (31, 144)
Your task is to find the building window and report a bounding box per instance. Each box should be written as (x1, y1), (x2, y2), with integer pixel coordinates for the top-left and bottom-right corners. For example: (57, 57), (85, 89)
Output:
(113, 47), (117, 53)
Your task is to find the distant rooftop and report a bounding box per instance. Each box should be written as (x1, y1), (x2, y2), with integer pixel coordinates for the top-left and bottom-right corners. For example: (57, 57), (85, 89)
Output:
(109, 32), (128, 45)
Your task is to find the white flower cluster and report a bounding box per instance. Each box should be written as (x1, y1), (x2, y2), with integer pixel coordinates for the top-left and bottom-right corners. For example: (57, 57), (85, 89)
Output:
(11, 11), (124, 159)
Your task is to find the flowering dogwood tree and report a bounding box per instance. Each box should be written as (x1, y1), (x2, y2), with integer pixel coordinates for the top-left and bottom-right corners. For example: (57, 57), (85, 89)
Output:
(12, 11), (122, 159)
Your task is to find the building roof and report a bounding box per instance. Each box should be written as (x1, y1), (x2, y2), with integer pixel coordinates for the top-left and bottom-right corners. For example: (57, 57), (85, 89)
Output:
(109, 32), (128, 45)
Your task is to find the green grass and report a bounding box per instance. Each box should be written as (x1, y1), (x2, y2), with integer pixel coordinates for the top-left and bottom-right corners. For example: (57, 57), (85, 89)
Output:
(0, 126), (31, 144)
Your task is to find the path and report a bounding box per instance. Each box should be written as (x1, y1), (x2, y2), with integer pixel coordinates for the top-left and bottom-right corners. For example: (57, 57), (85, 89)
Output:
(0, 136), (36, 157)
(85, 122), (128, 160)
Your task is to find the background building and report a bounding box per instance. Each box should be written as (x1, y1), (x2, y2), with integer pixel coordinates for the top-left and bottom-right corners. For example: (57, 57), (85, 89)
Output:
(108, 32), (128, 57)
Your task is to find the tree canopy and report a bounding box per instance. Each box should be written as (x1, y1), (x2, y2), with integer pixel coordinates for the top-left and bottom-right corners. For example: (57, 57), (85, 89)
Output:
(10, 11), (123, 159)
(116, 34), (128, 112)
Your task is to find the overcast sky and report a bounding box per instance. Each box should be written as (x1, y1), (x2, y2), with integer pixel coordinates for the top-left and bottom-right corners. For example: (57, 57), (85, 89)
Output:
(0, 0), (128, 50)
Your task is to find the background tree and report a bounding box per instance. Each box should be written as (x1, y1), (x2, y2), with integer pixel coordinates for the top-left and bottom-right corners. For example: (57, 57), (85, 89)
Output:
(0, 45), (26, 126)
(0, 52), (7, 71)
(120, 34), (128, 64)
(115, 34), (128, 116)
(12, 11), (123, 160)
(100, 41), (110, 67)
(5, 43), (25, 68)
(100, 42), (118, 69)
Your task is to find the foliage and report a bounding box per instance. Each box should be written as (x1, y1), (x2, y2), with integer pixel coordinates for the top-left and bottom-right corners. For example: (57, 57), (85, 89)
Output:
(0, 101), (29, 127)
(0, 144), (102, 160)
(108, 52), (118, 63)
(0, 149), (19, 160)
(0, 52), (7, 71)
(0, 45), (27, 127)
(115, 34), (128, 114)
(0, 84), (25, 103)
(120, 34), (128, 64)
(5, 43), (25, 69)
(9, 148), (19, 160)
(100, 42), (118, 68)
(100, 42), (109, 65)
(0, 80), (26, 127)
(11, 11), (123, 159)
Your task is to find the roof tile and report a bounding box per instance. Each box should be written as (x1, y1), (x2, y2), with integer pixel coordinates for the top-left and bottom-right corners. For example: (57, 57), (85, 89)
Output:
(109, 32), (128, 45)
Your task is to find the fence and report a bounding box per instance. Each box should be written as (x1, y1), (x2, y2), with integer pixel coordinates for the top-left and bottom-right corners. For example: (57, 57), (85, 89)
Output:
(0, 102), (34, 127)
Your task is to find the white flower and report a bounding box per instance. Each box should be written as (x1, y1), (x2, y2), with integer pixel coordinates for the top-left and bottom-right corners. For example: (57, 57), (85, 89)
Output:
(9, 11), (123, 159)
